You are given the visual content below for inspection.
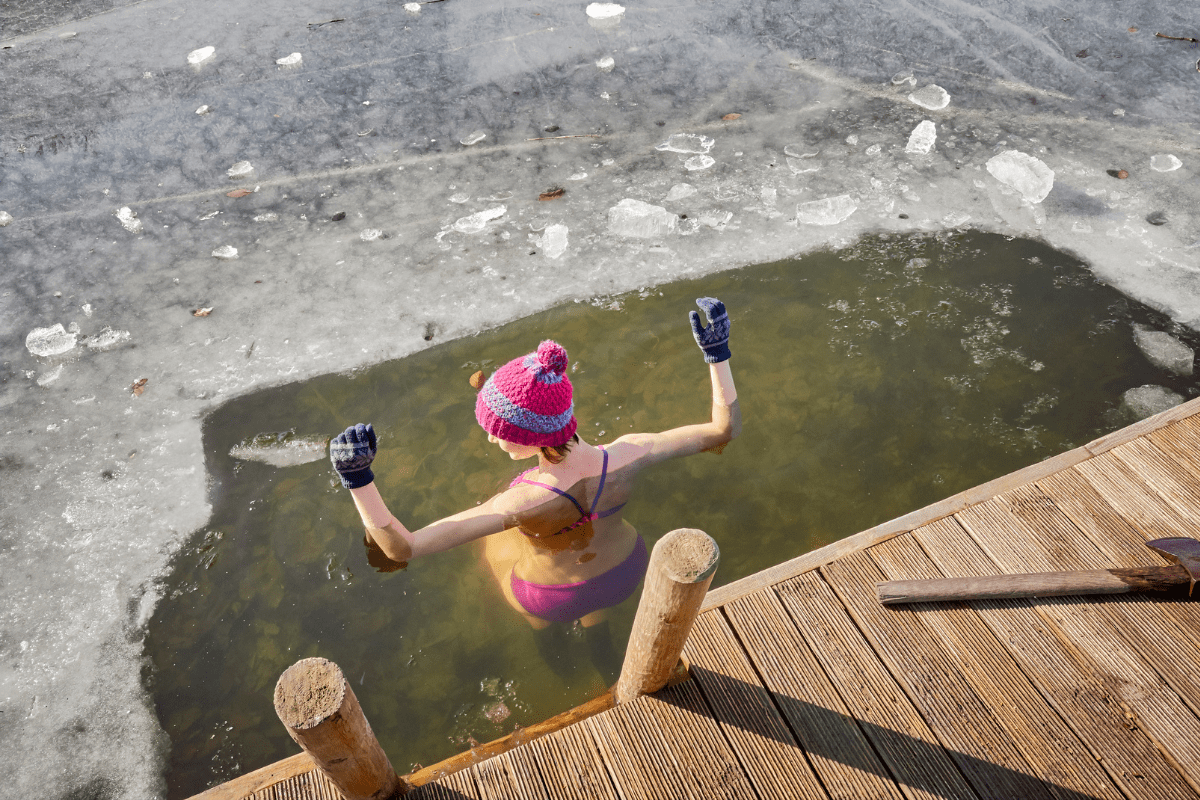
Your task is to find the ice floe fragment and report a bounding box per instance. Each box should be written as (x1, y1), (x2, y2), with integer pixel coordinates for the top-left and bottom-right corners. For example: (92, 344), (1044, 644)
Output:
(891, 70), (916, 86)
(212, 245), (239, 260)
(1133, 325), (1194, 375)
(276, 52), (302, 67)
(37, 365), (64, 387)
(786, 157), (819, 175)
(230, 432), (330, 467)
(26, 324), (78, 358)
(460, 130), (486, 146)
(656, 133), (714, 154)
(943, 211), (971, 227)
(986, 150), (1055, 204)
(586, 3), (624, 18)
(115, 207), (143, 233)
(404, 2), (421, 12)
(905, 120), (937, 155)
(908, 84), (950, 110)
(0, 211), (11, 226)
(253, 213), (278, 223)
(865, 144), (882, 156)
(359, 229), (385, 242)
(453, 206), (506, 234)
(796, 195), (857, 226)
(541, 224), (569, 259)
(700, 211), (733, 230)
(1150, 154), (1182, 172)
(227, 161), (254, 180)
(1122, 385), (1184, 420)
(664, 183), (696, 202)
(596, 56), (615, 72)
(607, 199), (676, 238)
(187, 46), (215, 66)
(196, 105), (210, 115)
(86, 327), (132, 351)
(449, 193), (470, 204)
(685, 155), (715, 171)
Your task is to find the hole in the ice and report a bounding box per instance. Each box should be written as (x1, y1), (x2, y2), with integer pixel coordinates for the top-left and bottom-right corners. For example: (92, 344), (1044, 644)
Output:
(99, 470), (114, 481)
(148, 231), (1200, 800)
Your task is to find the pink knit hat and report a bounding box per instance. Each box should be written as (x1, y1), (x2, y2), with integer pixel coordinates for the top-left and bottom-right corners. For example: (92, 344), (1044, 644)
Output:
(475, 341), (577, 447)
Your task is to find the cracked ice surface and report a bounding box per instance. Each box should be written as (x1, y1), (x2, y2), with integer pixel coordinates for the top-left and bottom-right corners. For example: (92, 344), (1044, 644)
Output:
(2, 0), (1200, 798)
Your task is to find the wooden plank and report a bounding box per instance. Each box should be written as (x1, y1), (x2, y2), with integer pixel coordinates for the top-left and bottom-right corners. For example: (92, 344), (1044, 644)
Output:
(472, 753), (533, 800)
(822, 549), (1055, 800)
(1147, 414), (1200, 478)
(724, 591), (907, 800)
(682, 610), (830, 800)
(1073, 451), (1200, 541)
(248, 768), (341, 800)
(1111, 436), (1200, 525)
(914, 515), (1198, 799)
(189, 753), (316, 800)
(701, 448), (1094, 611)
(868, 535), (1126, 800)
(957, 486), (1200, 788)
(774, 571), (980, 800)
(585, 682), (756, 800)
(517, 723), (620, 800)
(406, 767), (481, 800)
(1085, 394), (1200, 455)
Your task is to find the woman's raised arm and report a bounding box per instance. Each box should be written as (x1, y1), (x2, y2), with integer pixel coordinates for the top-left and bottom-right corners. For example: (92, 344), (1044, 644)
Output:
(614, 297), (741, 464)
(330, 424), (508, 563)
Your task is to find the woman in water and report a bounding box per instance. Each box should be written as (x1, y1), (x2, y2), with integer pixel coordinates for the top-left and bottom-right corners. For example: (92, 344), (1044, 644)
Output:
(330, 297), (739, 631)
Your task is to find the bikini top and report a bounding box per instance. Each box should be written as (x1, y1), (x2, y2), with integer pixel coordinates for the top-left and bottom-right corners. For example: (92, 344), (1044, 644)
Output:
(508, 447), (626, 539)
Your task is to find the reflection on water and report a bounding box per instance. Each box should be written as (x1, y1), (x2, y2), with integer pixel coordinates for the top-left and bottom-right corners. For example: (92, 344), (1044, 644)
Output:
(147, 231), (1199, 798)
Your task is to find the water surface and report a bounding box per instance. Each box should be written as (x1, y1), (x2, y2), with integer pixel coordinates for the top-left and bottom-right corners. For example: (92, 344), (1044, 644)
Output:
(147, 230), (1199, 797)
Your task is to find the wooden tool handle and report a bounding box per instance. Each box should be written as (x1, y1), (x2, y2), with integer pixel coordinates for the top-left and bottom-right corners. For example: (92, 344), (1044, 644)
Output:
(877, 565), (1189, 605)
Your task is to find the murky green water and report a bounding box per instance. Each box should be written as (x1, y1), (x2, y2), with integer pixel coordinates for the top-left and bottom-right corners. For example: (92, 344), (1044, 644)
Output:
(148, 231), (1199, 798)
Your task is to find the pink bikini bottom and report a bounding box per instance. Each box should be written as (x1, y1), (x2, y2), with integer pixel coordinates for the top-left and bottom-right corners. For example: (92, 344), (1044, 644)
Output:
(510, 536), (648, 623)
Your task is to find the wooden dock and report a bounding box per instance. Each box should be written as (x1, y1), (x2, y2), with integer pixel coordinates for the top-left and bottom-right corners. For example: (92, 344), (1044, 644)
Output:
(202, 396), (1200, 800)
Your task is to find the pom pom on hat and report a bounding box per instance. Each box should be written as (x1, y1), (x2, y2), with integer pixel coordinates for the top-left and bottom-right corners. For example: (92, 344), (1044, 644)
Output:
(475, 340), (577, 447)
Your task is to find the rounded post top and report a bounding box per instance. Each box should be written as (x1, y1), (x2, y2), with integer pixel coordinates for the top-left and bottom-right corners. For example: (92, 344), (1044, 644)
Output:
(274, 657), (348, 730)
(652, 528), (719, 584)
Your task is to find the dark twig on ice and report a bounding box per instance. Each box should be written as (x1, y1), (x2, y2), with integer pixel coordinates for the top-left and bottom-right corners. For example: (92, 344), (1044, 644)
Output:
(308, 18), (346, 28)
(1155, 32), (1198, 43)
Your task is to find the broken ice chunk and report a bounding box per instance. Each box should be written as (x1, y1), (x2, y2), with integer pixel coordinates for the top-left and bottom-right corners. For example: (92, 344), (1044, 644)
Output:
(865, 144), (882, 156)
(460, 130), (486, 146)
(586, 2), (624, 18)
(783, 144), (818, 159)
(449, 193), (470, 204)
(452, 206), (507, 234)
(541, 224), (569, 259)
(1133, 325), (1194, 375)
(37, 365), (64, 387)
(607, 199), (677, 238)
(568, 172), (588, 180)
(404, 2), (421, 12)
(908, 84), (950, 110)
(891, 70), (916, 86)
(796, 195), (857, 226)
(596, 56), (615, 72)
(196, 105), (210, 115)
(700, 211), (733, 231)
(253, 213), (278, 222)
(786, 157), (819, 175)
(0, 211), (11, 226)
(986, 151), (1054, 204)
(187, 46), (215, 66)
(905, 121), (937, 155)
(115, 207), (143, 233)
(943, 211), (971, 227)
(230, 432), (330, 467)
(1122, 385), (1183, 420)
(227, 161), (254, 180)
(26, 324), (78, 358)
(664, 183), (696, 202)
(276, 52), (302, 67)
(359, 229), (385, 242)
(1150, 154), (1182, 172)
(212, 245), (239, 260)
(656, 133), (715, 155)
(86, 328), (132, 351)
(685, 155), (715, 171)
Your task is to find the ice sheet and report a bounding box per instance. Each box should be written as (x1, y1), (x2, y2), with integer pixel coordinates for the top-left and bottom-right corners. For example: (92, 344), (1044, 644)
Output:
(2, 0), (1199, 798)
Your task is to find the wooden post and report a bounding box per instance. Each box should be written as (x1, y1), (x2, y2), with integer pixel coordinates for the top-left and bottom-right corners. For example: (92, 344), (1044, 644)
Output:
(273, 657), (404, 800)
(615, 528), (719, 705)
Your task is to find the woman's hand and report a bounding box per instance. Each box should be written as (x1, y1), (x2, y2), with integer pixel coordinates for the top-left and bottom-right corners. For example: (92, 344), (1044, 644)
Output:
(330, 423), (378, 489)
(689, 297), (731, 363)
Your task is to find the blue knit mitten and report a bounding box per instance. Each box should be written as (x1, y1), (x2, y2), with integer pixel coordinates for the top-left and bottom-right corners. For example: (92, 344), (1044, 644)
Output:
(689, 297), (731, 363)
(330, 423), (377, 489)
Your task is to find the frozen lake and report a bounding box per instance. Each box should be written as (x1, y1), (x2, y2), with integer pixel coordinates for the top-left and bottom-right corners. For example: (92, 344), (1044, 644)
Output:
(1, 1), (1197, 798)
